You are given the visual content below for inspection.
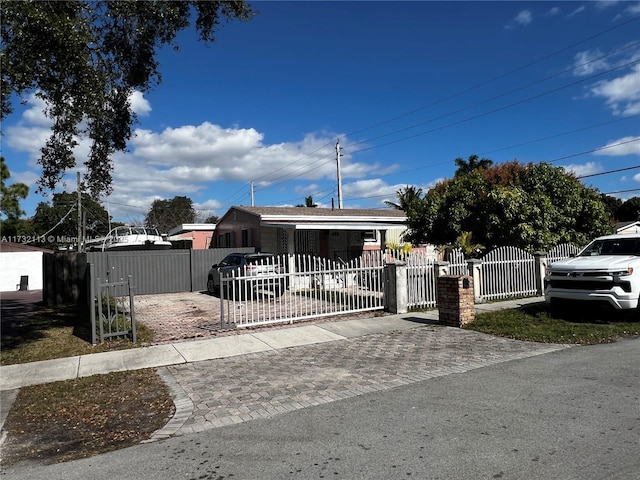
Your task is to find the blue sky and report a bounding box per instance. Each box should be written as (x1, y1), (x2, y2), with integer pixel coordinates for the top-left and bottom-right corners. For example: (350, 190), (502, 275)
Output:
(3, 1), (640, 226)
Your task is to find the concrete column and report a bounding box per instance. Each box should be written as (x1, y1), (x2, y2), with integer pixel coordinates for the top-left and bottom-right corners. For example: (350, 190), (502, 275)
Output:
(385, 261), (408, 314)
(534, 252), (547, 295)
(467, 258), (483, 303)
(434, 260), (450, 278)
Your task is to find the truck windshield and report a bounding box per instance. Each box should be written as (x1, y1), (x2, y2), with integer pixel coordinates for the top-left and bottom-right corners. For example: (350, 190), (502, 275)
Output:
(579, 238), (640, 256)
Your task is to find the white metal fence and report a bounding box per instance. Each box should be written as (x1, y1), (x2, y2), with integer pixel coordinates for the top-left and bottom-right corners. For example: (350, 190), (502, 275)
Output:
(219, 252), (386, 328)
(403, 244), (579, 308)
(547, 243), (580, 265)
(480, 246), (536, 301)
(215, 244), (579, 328)
(404, 251), (437, 309)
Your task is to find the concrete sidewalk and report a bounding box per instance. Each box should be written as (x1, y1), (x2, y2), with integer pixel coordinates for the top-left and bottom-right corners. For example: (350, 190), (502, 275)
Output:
(0, 297), (545, 391)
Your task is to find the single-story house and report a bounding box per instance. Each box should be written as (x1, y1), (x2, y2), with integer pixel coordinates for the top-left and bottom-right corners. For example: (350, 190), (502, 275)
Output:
(167, 223), (216, 249)
(211, 206), (407, 260)
(0, 242), (54, 291)
(615, 221), (640, 235)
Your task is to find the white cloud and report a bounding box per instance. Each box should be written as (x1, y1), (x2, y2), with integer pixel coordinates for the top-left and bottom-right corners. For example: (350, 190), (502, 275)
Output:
(514, 9), (533, 25)
(342, 179), (411, 207)
(567, 5), (586, 17)
(506, 9), (533, 29)
(561, 162), (602, 177)
(129, 91), (151, 116)
(594, 136), (640, 156)
(590, 64), (640, 116)
(546, 7), (561, 16)
(573, 49), (610, 76)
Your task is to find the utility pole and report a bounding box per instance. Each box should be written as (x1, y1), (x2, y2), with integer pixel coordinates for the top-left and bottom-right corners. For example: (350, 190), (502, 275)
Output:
(336, 139), (343, 209)
(250, 181), (255, 206)
(77, 172), (82, 252)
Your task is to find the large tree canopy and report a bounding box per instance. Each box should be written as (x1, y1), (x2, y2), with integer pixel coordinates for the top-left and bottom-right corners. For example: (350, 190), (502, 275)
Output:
(615, 197), (640, 222)
(402, 159), (612, 252)
(1, 1), (254, 197)
(1, 157), (29, 219)
(31, 191), (112, 249)
(145, 195), (196, 233)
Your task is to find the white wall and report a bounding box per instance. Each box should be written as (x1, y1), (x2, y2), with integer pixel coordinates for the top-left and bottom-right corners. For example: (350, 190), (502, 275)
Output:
(0, 252), (44, 291)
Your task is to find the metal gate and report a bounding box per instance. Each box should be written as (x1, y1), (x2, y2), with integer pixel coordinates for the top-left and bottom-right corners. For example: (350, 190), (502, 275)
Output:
(481, 246), (536, 300)
(91, 273), (136, 345)
(219, 252), (386, 328)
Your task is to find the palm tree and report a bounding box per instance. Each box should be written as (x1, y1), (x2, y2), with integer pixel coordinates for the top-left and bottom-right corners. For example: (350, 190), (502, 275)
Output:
(296, 195), (317, 208)
(453, 154), (493, 177)
(385, 186), (423, 211)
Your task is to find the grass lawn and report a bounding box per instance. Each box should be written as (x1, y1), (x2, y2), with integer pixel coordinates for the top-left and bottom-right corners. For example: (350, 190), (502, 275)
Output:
(1, 304), (154, 366)
(465, 302), (640, 344)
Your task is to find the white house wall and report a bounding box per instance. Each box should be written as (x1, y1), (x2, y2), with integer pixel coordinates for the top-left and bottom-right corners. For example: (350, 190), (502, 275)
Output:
(0, 252), (43, 291)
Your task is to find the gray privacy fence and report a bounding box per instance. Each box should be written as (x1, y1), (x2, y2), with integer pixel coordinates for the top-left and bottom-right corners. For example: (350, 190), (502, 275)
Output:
(43, 247), (256, 306)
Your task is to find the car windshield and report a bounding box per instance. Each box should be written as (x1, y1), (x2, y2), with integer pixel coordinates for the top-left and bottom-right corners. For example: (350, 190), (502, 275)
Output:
(579, 238), (640, 256)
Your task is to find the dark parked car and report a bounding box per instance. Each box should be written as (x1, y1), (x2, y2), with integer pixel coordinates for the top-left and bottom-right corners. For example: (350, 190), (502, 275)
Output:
(207, 252), (286, 298)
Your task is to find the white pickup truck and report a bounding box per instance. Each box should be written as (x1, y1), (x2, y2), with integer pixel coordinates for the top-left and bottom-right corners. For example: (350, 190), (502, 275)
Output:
(544, 233), (640, 311)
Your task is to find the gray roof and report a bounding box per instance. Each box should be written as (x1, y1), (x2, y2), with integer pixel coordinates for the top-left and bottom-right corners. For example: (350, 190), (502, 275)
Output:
(234, 206), (406, 219)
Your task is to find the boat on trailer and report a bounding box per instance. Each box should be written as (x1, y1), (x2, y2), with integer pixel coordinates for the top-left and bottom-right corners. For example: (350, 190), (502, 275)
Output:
(87, 226), (172, 252)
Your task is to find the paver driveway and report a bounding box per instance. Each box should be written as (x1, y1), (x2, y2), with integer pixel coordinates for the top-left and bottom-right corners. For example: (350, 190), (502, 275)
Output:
(154, 324), (569, 438)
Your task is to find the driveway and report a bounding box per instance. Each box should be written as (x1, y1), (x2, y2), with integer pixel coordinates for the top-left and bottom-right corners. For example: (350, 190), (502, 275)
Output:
(134, 291), (379, 345)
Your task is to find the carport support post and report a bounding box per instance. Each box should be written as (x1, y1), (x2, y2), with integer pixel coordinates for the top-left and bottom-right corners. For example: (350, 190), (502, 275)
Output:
(385, 261), (407, 314)
(285, 229), (296, 274)
(534, 252), (547, 295)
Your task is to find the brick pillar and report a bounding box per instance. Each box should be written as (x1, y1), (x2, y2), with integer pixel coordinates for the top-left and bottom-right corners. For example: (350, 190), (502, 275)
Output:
(437, 275), (475, 327)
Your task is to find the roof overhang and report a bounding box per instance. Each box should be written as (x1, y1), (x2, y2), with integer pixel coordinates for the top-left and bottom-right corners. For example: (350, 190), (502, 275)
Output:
(261, 221), (406, 231)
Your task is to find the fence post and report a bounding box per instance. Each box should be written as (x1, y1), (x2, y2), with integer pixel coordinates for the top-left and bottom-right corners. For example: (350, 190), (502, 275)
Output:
(466, 258), (483, 303)
(384, 261), (408, 314)
(434, 260), (450, 278)
(97, 276), (104, 343)
(128, 275), (137, 344)
(88, 263), (97, 345)
(533, 252), (547, 296)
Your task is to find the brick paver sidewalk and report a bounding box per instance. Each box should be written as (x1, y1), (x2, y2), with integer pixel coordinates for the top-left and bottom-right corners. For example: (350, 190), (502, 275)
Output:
(153, 325), (569, 439)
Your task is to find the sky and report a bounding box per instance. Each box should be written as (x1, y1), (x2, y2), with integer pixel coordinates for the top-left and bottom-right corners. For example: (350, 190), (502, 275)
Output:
(2, 1), (640, 227)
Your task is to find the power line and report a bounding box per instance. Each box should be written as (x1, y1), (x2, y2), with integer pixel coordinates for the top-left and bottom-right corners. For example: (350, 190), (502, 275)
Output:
(343, 41), (640, 153)
(549, 138), (640, 164)
(230, 18), (640, 204)
(342, 14), (640, 140)
(604, 188), (640, 195)
(578, 165), (640, 179)
(344, 59), (640, 156)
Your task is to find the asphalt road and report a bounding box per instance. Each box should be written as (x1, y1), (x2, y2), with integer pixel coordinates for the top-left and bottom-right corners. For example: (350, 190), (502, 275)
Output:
(2, 338), (638, 480)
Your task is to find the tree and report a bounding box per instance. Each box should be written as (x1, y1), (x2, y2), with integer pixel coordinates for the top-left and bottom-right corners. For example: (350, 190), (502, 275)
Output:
(615, 197), (640, 222)
(297, 195), (317, 208)
(204, 215), (220, 224)
(406, 160), (612, 252)
(453, 231), (485, 258)
(453, 154), (493, 177)
(600, 194), (623, 222)
(1, 1), (255, 198)
(31, 191), (111, 249)
(384, 186), (423, 211)
(145, 196), (196, 233)
(0, 157), (29, 219)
